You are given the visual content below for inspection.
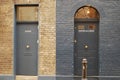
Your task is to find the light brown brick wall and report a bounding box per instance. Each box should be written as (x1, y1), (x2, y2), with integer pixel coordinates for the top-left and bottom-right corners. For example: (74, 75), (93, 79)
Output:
(0, 3), (14, 74)
(14, 0), (39, 4)
(0, 0), (56, 75)
(39, 0), (56, 75)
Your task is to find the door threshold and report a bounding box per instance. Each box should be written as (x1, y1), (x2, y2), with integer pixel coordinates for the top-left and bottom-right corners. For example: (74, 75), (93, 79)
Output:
(16, 75), (38, 80)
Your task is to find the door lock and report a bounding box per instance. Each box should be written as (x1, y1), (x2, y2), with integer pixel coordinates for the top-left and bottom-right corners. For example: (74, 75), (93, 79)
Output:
(26, 44), (30, 48)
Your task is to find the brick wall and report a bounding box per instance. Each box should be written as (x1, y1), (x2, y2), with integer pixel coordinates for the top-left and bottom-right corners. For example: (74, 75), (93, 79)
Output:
(0, 0), (56, 76)
(39, 0), (56, 75)
(0, 0), (120, 80)
(0, 2), (13, 74)
(56, 0), (120, 80)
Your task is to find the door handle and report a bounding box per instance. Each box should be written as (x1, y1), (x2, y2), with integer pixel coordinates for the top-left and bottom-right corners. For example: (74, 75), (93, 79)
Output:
(72, 40), (77, 43)
(84, 45), (88, 49)
(26, 44), (30, 48)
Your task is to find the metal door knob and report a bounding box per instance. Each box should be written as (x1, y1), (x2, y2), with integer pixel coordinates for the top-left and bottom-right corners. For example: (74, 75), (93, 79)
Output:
(84, 45), (88, 49)
(72, 40), (77, 43)
(26, 45), (30, 48)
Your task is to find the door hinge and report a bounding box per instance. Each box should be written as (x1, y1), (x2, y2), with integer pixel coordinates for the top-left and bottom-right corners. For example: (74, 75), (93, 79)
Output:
(38, 26), (39, 30)
(37, 40), (39, 43)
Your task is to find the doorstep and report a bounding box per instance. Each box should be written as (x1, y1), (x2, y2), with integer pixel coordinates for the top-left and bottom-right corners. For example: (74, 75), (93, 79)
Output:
(16, 75), (38, 80)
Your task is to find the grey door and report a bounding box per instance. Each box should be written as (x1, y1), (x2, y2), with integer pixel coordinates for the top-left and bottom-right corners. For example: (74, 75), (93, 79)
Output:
(16, 22), (38, 75)
(74, 20), (99, 76)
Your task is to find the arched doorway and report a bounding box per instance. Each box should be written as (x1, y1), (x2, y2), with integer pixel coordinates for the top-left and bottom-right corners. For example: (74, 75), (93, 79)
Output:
(74, 6), (100, 77)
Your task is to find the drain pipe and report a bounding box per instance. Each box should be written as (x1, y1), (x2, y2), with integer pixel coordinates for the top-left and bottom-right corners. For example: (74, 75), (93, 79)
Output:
(82, 58), (88, 80)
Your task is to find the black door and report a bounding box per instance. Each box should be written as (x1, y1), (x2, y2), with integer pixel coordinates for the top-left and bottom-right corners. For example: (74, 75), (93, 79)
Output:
(74, 20), (99, 76)
(16, 22), (38, 75)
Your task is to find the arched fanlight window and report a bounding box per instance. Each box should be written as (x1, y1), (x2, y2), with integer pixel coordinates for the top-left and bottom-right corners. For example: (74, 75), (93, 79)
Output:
(74, 6), (99, 19)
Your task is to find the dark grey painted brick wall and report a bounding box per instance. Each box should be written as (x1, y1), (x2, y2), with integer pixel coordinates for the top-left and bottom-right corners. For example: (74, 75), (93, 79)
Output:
(56, 0), (120, 79)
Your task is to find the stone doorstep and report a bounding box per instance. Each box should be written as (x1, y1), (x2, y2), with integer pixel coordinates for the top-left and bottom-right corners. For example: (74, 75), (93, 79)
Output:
(16, 75), (38, 80)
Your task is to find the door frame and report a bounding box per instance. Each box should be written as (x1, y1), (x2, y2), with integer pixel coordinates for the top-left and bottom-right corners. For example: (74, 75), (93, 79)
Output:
(74, 18), (99, 76)
(13, 4), (40, 76)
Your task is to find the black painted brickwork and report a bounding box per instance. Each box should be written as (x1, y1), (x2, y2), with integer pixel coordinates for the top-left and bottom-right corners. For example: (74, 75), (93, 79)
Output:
(56, 0), (120, 79)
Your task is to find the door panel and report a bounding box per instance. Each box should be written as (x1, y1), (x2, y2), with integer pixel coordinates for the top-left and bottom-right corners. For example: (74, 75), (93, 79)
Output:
(16, 23), (38, 75)
(74, 21), (99, 76)
(74, 50), (98, 76)
(75, 22), (98, 50)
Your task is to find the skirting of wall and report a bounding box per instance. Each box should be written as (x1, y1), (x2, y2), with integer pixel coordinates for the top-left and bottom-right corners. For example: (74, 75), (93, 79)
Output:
(1, 75), (120, 80)
(0, 76), (14, 80)
(38, 76), (56, 80)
